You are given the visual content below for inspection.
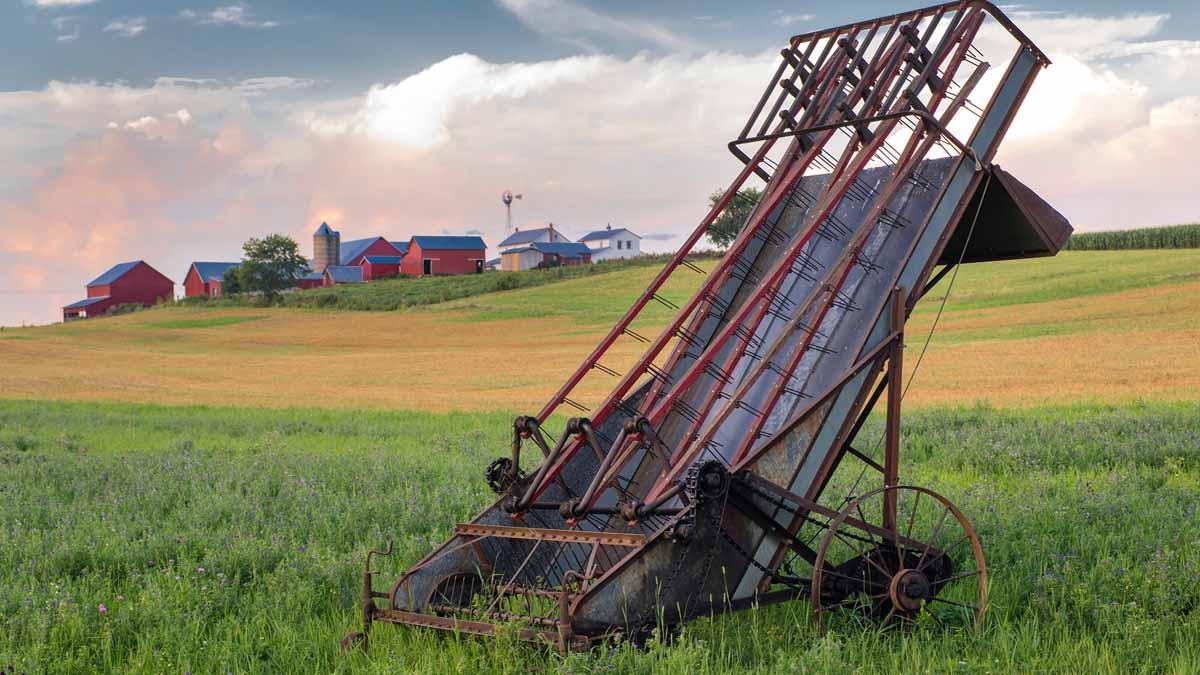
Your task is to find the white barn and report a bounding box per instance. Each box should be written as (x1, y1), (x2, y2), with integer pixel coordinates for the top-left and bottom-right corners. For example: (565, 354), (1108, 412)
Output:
(579, 225), (642, 262)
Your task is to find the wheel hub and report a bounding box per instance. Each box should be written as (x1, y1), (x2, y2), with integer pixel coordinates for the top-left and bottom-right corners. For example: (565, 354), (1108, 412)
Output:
(888, 568), (931, 612)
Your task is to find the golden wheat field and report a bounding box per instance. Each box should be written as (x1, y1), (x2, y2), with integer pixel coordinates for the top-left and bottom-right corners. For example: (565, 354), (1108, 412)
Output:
(1, 250), (1197, 412)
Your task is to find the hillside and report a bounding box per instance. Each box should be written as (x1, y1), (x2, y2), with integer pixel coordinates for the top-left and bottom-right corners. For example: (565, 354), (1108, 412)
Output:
(1, 249), (1197, 411)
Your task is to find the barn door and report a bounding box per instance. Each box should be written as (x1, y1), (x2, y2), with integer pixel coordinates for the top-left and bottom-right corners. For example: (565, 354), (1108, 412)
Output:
(475, 260), (483, 273)
(423, 259), (433, 276)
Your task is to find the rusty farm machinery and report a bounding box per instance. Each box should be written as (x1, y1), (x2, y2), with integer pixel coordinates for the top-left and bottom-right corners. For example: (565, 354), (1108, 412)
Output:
(345, 1), (1073, 652)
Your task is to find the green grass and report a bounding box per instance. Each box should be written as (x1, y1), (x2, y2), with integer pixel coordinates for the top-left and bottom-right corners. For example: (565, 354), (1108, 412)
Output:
(190, 255), (698, 313)
(144, 316), (267, 329)
(1064, 223), (1200, 251)
(2, 399), (1198, 673)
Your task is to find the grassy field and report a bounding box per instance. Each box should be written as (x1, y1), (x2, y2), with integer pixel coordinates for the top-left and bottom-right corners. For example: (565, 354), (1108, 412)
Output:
(2, 248), (1198, 672)
(1, 399), (1198, 673)
(1, 249), (1197, 411)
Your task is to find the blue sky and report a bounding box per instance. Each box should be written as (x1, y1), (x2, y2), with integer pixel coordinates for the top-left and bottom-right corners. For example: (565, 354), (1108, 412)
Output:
(1, 1), (1198, 326)
(9, 1), (1196, 88)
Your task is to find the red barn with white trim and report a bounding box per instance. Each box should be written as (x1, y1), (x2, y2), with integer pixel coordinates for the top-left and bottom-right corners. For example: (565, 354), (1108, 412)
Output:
(400, 236), (487, 277)
(63, 260), (174, 321)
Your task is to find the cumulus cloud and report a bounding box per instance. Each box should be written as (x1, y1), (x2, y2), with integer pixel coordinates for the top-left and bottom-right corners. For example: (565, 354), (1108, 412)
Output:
(180, 4), (280, 29)
(103, 17), (148, 38)
(497, 0), (694, 52)
(980, 10), (1200, 230)
(310, 53), (609, 147)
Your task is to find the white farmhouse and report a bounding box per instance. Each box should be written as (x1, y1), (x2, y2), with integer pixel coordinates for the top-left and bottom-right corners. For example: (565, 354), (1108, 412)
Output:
(497, 223), (573, 253)
(578, 225), (642, 262)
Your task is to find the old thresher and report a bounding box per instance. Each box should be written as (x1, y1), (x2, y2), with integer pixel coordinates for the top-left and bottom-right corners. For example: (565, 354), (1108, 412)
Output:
(346, 1), (1072, 651)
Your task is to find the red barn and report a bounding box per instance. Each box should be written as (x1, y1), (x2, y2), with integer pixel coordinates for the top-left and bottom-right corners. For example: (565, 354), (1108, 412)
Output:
(339, 237), (406, 267)
(183, 262), (239, 298)
(360, 255), (402, 280)
(400, 236), (487, 277)
(297, 271), (325, 290)
(63, 260), (174, 321)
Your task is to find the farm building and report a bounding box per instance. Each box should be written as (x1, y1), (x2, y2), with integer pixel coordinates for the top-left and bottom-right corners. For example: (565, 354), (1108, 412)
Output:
(323, 266), (364, 286)
(359, 255), (402, 280)
(298, 271), (325, 289)
(340, 236), (406, 267)
(183, 262), (240, 298)
(312, 222), (341, 273)
(400, 236), (488, 277)
(501, 241), (592, 271)
(579, 225), (642, 261)
(497, 224), (571, 253)
(311, 222), (409, 272)
(62, 260), (173, 321)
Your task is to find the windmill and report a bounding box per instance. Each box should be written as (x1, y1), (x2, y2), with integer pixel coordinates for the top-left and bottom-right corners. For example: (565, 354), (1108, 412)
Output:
(502, 190), (522, 239)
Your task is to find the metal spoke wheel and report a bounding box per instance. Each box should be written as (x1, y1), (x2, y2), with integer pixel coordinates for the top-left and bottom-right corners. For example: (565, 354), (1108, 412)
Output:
(811, 485), (986, 632)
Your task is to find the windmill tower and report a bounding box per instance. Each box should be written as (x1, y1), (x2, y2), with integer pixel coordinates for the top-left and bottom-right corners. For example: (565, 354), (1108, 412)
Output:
(502, 190), (522, 239)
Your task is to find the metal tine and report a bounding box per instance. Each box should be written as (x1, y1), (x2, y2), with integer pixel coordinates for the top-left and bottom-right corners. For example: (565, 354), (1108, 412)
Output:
(614, 399), (640, 419)
(703, 361), (734, 385)
(675, 325), (703, 347)
(645, 362), (672, 385)
(733, 324), (765, 351)
(671, 400), (702, 424)
(790, 260), (818, 282)
(734, 400), (765, 418)
(594, 428), (614, 447)
(702, 291), (731, 316)
(679, 257), (706, 274)
(807, 342), (839, 355)
(562, 397), (590, 412)
(592, 362), (620, 377)
(781, 384), (810, 399)
(651, 293), (680, 310)
(855, 252), (883, 273)
(831, 289), (861, 311)
(763, 360), (790, 377)
(622, 326), (650, 343)
(700, 441), (724, 463)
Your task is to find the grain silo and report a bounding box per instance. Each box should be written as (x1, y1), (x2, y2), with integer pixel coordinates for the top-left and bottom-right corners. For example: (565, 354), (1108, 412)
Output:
(313, 222), (341, 273)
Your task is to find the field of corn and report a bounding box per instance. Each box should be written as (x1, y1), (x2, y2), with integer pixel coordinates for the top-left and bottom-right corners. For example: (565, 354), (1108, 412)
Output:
(1064, 223), (1200, 251)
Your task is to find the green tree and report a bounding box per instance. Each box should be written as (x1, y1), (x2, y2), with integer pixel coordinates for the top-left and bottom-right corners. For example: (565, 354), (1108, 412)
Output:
(221, 266), (243, 295)
(706, 186), (762, 249)
(236, 234), (309, 299)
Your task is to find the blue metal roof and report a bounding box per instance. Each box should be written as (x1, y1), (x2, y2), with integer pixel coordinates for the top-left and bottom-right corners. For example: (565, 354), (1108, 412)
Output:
(412, 235), (486, 251)
(390, 241), (410, 254)
(314, 222), (338, 236)
(87, 261), (141, 287)
(498, 227), (561, 247)
(190, 261), (240, 283)
(531, 242), (592, 258)
(339, 237), (405, 265)
(363, 255), (403, 264)
(579, 227), (640, 242)
(324, 266), (364, 283)
(300, 271), (324, 281)
(63, 296), (111, 309)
